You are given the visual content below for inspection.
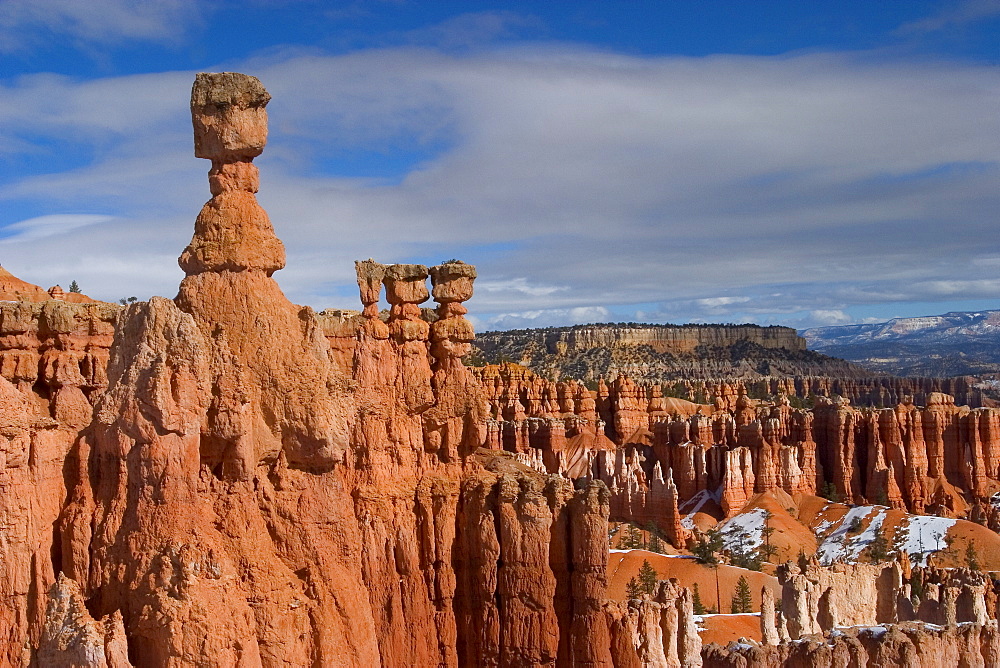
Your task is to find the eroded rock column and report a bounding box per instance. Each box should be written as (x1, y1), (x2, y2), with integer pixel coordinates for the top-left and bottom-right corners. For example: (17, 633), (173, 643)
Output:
(178, 72), (353, 476)
(423, 261), (485, 460)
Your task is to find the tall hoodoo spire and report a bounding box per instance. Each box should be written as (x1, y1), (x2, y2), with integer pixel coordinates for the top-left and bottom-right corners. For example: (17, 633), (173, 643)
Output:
(180, 72), (284, 276)
(176, 72), (352, 478)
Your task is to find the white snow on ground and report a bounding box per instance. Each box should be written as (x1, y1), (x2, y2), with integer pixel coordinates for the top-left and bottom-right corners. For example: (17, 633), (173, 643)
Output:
(896, 515), (957, 566)
(813, 518), (834, 536)
(815, 505), (887, 565)
(680, 489), (717, 530)
(718, 508), (769, 554)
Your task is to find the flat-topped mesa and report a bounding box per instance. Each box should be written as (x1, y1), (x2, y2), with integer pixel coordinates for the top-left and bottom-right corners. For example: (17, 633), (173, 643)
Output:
(179, 72), (284, 275)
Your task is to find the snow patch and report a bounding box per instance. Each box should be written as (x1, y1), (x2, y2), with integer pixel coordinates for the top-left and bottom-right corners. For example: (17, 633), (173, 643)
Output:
(896, 515), (956, 566)
(718, 508), (769, 554)
(813, 519), (834, 536)
(815, 506), (887, 565)
(680, 489), (715, 529)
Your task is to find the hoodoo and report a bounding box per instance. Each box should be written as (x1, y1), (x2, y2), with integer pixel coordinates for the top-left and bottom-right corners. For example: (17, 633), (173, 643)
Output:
(39, 72), (617, 667)
(0, 72), (993, 667)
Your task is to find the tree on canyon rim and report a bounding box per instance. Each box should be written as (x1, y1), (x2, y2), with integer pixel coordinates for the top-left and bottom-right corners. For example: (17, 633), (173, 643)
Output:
(692, 583), (708, 614)
(638, 559), (659, 595)
(626, 577), (642, 600)
(692, 529), (723, 564)
(731, 576), (753, 614)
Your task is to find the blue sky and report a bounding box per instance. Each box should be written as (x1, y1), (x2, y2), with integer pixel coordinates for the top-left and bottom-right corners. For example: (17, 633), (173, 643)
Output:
(1, 0), (999, 331)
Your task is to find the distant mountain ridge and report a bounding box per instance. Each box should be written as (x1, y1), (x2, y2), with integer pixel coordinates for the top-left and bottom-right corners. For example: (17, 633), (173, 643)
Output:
(801, 310), (1000, 376)
(472, 322), (869, 382)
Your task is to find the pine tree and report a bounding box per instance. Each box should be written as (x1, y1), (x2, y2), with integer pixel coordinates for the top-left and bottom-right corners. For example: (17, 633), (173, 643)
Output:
(648, 531), (662, 554)
(616, 524), (636, 549)
(68, 280), (81, 293)
(625, 577), (642, 600)
(692, 583), (707, 615)
(638, 559), (658, 595)
(692, 529), (723, 565)
(909, 571), (924, 605)
(759, 512), (777, 565)
(646, 522), (662, 553)
(820, 481), (841, 503)
(730, 575), (752, 614)
(966, 541), (981, 571)
(627, 524), (641, 549)
(867, 530), (890, 563)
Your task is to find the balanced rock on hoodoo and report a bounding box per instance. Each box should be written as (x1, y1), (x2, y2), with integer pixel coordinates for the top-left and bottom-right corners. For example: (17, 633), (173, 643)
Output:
(181, 72), (283, 275)
(177, 71), (353, 477)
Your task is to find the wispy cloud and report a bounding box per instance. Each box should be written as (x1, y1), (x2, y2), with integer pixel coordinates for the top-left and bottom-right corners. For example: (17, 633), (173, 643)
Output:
(397, 11), (544, 50)
(896, 0), (1000, 35)
(0, 45), (998, 328)
(0, 214), (115, 242)
(0, 0), (205, 52)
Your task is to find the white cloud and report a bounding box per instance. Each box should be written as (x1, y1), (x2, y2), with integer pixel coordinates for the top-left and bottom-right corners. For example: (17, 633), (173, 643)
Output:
(809, 309), (853, 325)
(0, 214), (115, 243)
(696, 296), (752, 308)
(897, 0), (1000, 35)
(0, 0), (204, 51)
(0, 45), (999, 326)
(475, 277), (568, 298)
(475, 306), (613, 331)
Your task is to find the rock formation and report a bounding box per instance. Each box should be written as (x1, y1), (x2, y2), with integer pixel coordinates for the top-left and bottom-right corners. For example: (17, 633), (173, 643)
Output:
(0, 71), (996, 667)
(27, 72), (621, 667)
(472, 364), (1000, 532)
(704, 561), (1000, 667)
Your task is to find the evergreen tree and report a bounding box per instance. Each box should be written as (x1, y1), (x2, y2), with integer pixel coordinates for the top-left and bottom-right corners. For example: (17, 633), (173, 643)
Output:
(758, 511), (777, 564)
(692, 529), (723, 565)
(730, 575), (753, 614)
(638, 559), (659, 595)
(648, 531), (662, 554)
(68, 280), (81, 293)
(909, 571), (924, 605)
(692, 583), (707, 615)
(730, 537), (763, 571)
(617, 524), (638, 550)
(820, 481), (841, 503)
(625, 577), (642, 600)
(867, 530), (890, 563)
(967, 541), (981, 571)
(626, 524), (642, 549)
(645, 522), (662, 553)
(758, 541), (778, 564)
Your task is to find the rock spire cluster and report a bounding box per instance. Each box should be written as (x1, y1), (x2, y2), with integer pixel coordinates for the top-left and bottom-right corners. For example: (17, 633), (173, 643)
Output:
(0, 72), (993, 667)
